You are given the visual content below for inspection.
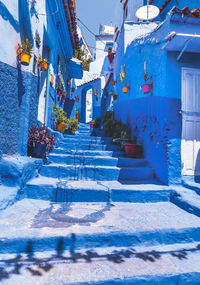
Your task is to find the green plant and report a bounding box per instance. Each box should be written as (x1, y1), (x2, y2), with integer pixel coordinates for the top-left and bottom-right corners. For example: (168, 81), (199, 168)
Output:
(94, 117), (101, 128)
(37, 56), (48, 64)
(74, 49), (91, 71)
(104, 119), (122, 138)
(103, 111), (114, 124)
(52, 104), (68, 124)
(20, 38), (33, 55)
(67, 117), (79, 132)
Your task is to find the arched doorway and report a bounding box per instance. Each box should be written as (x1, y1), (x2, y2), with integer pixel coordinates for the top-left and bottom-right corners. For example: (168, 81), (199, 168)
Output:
(81, 85), (93, 123)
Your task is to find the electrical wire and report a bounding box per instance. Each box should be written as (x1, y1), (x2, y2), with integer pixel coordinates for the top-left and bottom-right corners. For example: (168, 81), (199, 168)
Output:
(36, 0), (59, 16)
(76, 17), (109, 48)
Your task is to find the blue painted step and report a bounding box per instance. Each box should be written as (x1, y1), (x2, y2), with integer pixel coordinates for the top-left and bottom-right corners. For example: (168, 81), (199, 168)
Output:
(48, 154), (148, 167)
(22, 177), (173, 203)
(59, 143), (121, 151)
(40, 164), (154, 181)
(53, 148), (126, 157)
(63, 136), (113, 144)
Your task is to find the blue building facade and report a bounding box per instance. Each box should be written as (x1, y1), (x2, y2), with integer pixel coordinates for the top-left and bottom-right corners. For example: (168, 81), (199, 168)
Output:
(111, 1), (200, 185)
(0, 0), (82, 157)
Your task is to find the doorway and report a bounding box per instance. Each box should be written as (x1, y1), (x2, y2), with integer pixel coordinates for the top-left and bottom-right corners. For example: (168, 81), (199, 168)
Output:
(181, 67), (200, 175)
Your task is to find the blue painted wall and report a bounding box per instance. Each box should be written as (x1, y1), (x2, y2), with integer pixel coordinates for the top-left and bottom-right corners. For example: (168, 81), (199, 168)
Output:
(0, 0), (81, 156)
(112, 9), (200, 184)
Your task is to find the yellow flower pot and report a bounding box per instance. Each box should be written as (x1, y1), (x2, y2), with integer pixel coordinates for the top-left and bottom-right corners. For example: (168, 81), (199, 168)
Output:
(50, 74), (53, 85)
(40, 61), (48, 71)
(20, 52), (31, 66)
(122, 86), (129, 94)
(56, 122), (67, 133)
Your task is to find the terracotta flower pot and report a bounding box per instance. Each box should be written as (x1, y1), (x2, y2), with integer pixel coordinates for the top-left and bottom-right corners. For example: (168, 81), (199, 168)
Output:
(20, 52), (31, 66)
(56, 122), (67, 133)
(122, 86), (129, 94)
(141, 83), (151, 94)
(111, 80), (116, 85)
(124, 144), (143, 158)
(40, 61), (48, 71)
(113, 94), (117, 100)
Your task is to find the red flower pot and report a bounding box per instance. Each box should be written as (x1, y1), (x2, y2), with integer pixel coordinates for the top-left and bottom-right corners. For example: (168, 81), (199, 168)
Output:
(141, 83), (151, 94)
(124, 144), (143, 158)
(90, 123), (94, 128)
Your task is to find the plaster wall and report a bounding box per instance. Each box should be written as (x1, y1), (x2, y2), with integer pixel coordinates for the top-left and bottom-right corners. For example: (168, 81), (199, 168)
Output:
(0, 0), (76, 156)
(112, 17), (200, 184)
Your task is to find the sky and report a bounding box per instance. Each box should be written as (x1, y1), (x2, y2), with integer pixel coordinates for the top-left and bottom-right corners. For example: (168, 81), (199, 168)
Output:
(76, 0), (118, 55)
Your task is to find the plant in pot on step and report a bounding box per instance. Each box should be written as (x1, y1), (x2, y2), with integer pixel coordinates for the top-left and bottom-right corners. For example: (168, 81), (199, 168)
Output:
(119, 125), (131, 151)
(18, 38), (33, 66)
(27, 124), (56, 159)
(64, 117), (79, 134)
(90, 120), (95, 128)
(124, 134), (143, 158)
(52, 104), (68, 133)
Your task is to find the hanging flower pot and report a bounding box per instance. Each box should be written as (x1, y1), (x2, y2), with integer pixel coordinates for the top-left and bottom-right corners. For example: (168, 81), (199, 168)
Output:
(111, 80), (116, 85)
(18, 38), (33, 66)
(113, 94), (118, 100)
(122, 86), (129, 94)
(40, 61), (48, 71)
(50, 74), (53, 85)
(94, 91), (97, 96)
(75, 112), (79, 121)
(110, 90), (114, 95)
(20, 52), (32, 66)
(141, 83), (151, 94)
(75, 96), (79, 102)
(57, 89), (62, 95)
(61, 97), (66, 103)
(67, 80), (71, 86)
(124, 144), (143, 158)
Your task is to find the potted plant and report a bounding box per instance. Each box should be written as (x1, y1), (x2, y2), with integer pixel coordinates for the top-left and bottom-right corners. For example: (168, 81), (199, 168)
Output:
(71, 87), (75, 92)
(90, 120), (95, 128)
(18, 38), (33, 66)
(124, 136), (143, 158)
(50, 73), (54, 86)
(141, 72), (152, 94)
(38, 56), (49, 71)
(28, 124), (56, 159)
(120, 65), (129, 94)
(52, 104), (68, 133)
(75, 96), (79, 102)
(111, 80), (116, 85)
(56, 81), (63, 95)
(75, 109), (79, 121)
(64, 117), (79, 134)
(113, 94), (118, 100)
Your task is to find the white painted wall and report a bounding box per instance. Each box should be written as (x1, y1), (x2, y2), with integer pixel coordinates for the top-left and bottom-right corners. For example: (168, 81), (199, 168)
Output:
(0, 1), (20, 67)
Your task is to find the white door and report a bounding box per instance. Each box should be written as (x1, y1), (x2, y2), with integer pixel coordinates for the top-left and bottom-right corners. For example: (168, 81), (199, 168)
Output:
(181, 68), (200, 175)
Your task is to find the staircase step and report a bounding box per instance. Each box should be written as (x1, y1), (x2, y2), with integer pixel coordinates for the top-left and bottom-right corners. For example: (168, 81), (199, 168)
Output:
(22, 177), (172, 202)
(170, 186), (200, 218)
(63, 136), (113, 143)
(40, 164), (154, 181)
(53, 148), (126, 157)
(59, 143), (121, 151)
(48, 154), (148, 167)
(1, 201), (200, 253)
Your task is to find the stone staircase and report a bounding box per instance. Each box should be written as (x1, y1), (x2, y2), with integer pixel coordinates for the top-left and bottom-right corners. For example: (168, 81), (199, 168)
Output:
(0, 123), (200, 284)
